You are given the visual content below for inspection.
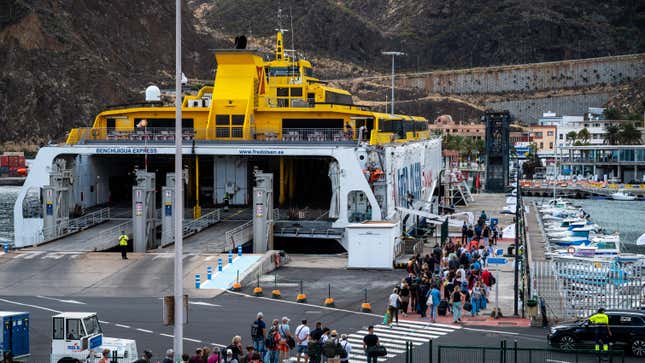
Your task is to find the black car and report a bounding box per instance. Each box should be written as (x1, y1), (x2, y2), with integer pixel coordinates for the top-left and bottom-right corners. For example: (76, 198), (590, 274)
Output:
(547, 310), (645, 357)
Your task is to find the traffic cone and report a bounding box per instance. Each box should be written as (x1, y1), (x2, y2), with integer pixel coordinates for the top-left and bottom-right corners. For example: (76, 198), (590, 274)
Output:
(253, 287), (263, 296)
(324, 297), (335, 307)
(361, 302), (372, 313)
(272, 289), (281, 299)
(296, 293), (307, 303)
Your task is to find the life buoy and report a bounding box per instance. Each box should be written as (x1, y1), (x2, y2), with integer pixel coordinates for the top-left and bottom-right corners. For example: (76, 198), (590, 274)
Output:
(567, 247), (575, 254)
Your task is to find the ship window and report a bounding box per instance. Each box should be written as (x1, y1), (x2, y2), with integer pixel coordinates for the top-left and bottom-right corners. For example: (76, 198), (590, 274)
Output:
(216, 115), (230, 125)
(231, 127), (243, 138)
(379, 119), (393, 132)
(216, 128), (230, 138)
(277, 88), (289, 97)
(231, 115), (245, 125)
(277, 99), (289, 107)
(268, 67), (299, 77)
(325, 91), (352, 105)
(290, 88), (303, 97)
(304, 67), (314, 77)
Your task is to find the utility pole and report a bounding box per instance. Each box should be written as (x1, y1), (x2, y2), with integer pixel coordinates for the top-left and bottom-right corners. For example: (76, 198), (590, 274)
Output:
(381, 51), (405, 115)
(174, 0), (184, 358)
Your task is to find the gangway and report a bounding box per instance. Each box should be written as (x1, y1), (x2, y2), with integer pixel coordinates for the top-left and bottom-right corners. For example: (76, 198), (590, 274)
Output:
(273, 221), (344, 239)
(396, 207), (474, 227)
(38, 207), (111, 245)
(31, 219), (131, 252)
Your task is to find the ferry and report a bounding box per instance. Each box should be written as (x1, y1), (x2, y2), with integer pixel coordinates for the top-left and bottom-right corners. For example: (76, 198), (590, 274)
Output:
(12, 32), (442, 264)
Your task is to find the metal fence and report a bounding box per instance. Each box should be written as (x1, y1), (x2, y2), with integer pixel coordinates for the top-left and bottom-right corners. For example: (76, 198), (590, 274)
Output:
(533, 256), (645, 320)
(223, 220), (253, 250)
(39, 207), (111, 244)
(184, 209), (221, 237)
(435, 342), (625, 363)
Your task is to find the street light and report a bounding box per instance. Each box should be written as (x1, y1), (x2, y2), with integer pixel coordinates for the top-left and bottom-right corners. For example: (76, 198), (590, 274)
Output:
(381, 51), (405, 115)
(174, 0), (184, 358)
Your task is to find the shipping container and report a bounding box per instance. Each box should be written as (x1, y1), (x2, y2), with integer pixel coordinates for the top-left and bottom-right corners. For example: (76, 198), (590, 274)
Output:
(0, 156), (8, 167)
(0, 312), (30, 359)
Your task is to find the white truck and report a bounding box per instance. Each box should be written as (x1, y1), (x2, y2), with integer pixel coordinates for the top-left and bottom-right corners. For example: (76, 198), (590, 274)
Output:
(51, 312), (138, 363)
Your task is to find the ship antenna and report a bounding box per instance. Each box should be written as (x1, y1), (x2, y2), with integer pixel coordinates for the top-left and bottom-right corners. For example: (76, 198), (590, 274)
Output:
(289, 7), (295, 59)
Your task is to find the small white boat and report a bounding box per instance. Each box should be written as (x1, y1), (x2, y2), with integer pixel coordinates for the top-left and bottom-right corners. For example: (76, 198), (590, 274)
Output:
(611, 190), (637, 201)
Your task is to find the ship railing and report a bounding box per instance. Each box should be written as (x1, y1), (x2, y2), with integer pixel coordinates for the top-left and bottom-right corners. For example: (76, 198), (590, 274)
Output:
(69, 127), (362, 144)
(223, 220), (253, 251)
(251, 128), (358, 143)
(39, 207), (111, 244)
(183, 209), (221, 237)
(71, 127), (197, 144)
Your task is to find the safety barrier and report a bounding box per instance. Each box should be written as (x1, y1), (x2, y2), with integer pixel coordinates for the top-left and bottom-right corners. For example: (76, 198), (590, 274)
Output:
(434, 341), (624, 363)
(39, 207), (111, 244)
(183, 209), (221, 237)
(532, 257), (644, 320)
(223, 220), (253, 250)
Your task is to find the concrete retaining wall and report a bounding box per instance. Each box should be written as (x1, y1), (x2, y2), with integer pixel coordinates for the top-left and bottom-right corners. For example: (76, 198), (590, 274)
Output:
(396, 54), (645, 95)
(485, 92), (612, 123)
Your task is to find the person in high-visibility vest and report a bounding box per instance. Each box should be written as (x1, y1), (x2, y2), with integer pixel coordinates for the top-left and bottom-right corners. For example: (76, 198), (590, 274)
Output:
(119, 231), (129, 260)
(588, 308), (612, 351)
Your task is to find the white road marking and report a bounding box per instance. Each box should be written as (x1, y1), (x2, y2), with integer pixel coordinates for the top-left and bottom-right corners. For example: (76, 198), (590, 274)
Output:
(99, 321), (110, 324)
(226, 290), (381, 317)
(115, 324), (131, 329)
(184, 337), (202, 343)
(136, 328), (153, 333)
(398, 319), (460, 330)
(0, 297), (61, 313)
(36, 296), (86, 305)
(160, 333), (174, 338)
(189, 301), (221, 307)
(347, 334), (423, 346)
(463, 327), (520, 335)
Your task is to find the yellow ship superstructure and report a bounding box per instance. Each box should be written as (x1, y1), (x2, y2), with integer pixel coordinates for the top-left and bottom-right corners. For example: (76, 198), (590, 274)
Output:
(66, 31), (429, 146)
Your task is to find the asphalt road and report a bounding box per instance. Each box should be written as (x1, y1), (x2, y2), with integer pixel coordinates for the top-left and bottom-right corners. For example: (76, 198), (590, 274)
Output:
(4, 293), (638, 363)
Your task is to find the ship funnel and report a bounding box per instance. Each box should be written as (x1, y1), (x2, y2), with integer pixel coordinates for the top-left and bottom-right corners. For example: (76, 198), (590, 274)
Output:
(145, 85), (161, 101)
(234, 35), (247, 49)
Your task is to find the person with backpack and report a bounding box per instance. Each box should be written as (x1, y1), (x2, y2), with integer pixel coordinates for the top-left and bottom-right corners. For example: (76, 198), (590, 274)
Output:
(339, 334), (351, 363)
(427, 284), (441, 323)
(322, 330), (341, 363)
(251, 312), (267, 355)
(387, 288), (401, 326)
(277, 317), (292, 363)
(264, 319), (280, 363)
(471, 281), (483, 316)
(294, 320), (310, 363)
(450, 287), (464, 323)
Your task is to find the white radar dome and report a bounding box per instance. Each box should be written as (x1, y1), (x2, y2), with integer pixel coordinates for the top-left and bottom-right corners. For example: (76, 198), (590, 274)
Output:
(145, 85), (161, 101)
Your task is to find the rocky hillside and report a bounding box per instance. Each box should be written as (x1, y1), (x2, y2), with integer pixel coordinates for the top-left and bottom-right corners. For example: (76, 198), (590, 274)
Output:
(1, 0), (644, 147)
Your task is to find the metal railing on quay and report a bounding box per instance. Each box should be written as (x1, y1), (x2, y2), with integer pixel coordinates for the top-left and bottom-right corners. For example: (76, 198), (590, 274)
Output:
(435, 341), (625, 363)
(183, 209), (221, 236)
(40, 207), (111, 243)
(252, 128), (359, 143)
(223, 220), (253, 251)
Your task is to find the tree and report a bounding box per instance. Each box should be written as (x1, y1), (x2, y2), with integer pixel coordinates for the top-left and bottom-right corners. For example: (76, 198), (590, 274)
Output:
(604, 124), (621, 145)
(577, 128), (591, 144)
(522, 143), (543, 179)
(566, 131), (577, 144)
(619, 123), (643, 145)
(603, 108), (621, 120)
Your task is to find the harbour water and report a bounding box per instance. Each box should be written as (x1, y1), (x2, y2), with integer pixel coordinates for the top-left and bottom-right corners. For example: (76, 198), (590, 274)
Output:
(0, 186), (643, 252)
(530, 196), (645, 254)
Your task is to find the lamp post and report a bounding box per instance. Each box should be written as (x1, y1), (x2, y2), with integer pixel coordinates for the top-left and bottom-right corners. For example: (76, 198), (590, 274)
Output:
(381, 51), (405, 115)
(174, 0), (184, 358)
(137, 119), (148, 171)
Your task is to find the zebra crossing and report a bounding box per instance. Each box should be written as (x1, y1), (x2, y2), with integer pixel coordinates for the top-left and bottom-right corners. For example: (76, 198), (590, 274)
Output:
(343, 319), (460, 362)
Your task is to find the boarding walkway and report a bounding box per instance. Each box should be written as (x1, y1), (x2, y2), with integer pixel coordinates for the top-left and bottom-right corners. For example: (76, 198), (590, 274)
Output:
(28, 219), (131, 252)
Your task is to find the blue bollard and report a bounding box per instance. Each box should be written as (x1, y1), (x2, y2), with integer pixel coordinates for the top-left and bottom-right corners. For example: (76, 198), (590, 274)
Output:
(228, 250), (233, 264)
(207, 266), (213, 280)
(195, 274), (201, 289)
(237, 245), (242, 256)
(3, 243), (8, 253)
(218, 258), (223, 272)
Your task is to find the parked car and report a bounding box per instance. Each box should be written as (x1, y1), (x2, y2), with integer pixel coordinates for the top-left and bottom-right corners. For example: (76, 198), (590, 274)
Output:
(547, 310), (645, 357)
